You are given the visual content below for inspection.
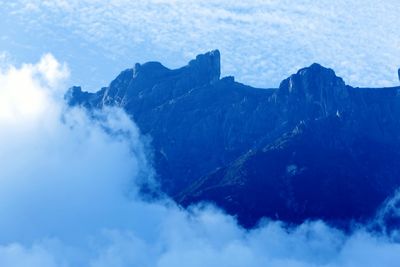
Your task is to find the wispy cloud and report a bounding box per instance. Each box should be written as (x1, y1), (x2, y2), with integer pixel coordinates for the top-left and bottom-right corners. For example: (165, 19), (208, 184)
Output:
(2, 0), (400, 88)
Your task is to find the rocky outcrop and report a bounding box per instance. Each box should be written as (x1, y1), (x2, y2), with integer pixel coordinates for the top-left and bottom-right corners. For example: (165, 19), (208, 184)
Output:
(398, 68), (400, 82)
(274, 63), (350, 121)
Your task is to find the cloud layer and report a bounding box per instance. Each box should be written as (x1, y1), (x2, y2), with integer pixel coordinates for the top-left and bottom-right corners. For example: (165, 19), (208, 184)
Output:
(0, 55), (400, 266)
(2, 0), (400, 89)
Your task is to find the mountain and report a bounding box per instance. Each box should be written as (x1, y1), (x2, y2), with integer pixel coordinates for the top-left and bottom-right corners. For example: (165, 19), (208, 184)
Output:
(67, 50), (400, 229)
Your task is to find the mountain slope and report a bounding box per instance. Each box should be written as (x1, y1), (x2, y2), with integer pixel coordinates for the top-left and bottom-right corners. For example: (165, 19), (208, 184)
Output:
(179, 117), (400, 228)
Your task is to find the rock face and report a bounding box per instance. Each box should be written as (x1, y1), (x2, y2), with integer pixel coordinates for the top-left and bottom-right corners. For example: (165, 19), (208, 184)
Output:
(67, 50), (400, 229)
(275, 63), (350, 121)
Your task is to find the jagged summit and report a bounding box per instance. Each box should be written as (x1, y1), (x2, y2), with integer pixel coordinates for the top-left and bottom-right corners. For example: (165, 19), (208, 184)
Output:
(132, 61), (170, 77)
(279, 63), (345, 95)
(112, 50), (221, 93)
(299, 62), (336, 74)
(188, 49), (221, 83)
(275, 63), (349, 120)
(67, 50), (226, 109)
(277, 64), (400, 119)
(130, 49), (221, 85)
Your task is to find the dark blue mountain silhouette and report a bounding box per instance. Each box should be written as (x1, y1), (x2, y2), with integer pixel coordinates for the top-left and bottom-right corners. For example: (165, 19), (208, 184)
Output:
(67, 50), (400, 229)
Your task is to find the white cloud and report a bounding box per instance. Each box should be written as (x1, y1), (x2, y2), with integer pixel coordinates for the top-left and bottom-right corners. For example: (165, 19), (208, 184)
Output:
(0, 243), (59, 267)
(36, 53), (69, 88)
(0, 55), (400, 266)
(0, 59), (51, 123)
(2, 0), (400, 88)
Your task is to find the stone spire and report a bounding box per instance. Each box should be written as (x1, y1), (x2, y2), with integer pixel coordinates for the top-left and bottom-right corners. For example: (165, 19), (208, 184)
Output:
(188, 50), (221, 84)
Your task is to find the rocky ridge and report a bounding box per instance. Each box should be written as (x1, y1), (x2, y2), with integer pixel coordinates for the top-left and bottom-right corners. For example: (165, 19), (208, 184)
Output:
(68, 50), (400, 229)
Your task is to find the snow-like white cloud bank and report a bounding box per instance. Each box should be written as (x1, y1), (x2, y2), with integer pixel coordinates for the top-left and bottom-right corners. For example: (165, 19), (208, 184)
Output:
(0, 55), (400, 267)
(2, 0), (400, 89)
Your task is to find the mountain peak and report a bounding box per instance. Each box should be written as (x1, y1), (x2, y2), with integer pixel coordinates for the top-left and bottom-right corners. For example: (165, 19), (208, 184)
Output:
(296, 63), (340, 83)
(188, 50), (221, 83)
(279, 63), (345, 95)
(132, 61), (170, 78)
(276, 63), (348, 120)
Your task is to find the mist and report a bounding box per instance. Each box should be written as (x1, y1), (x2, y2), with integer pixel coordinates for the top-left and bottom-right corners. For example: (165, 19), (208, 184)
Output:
(0, 55), (399, 267)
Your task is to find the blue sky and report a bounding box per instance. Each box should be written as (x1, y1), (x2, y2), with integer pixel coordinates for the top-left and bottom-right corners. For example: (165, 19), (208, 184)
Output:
(1, 0), (400, 91)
